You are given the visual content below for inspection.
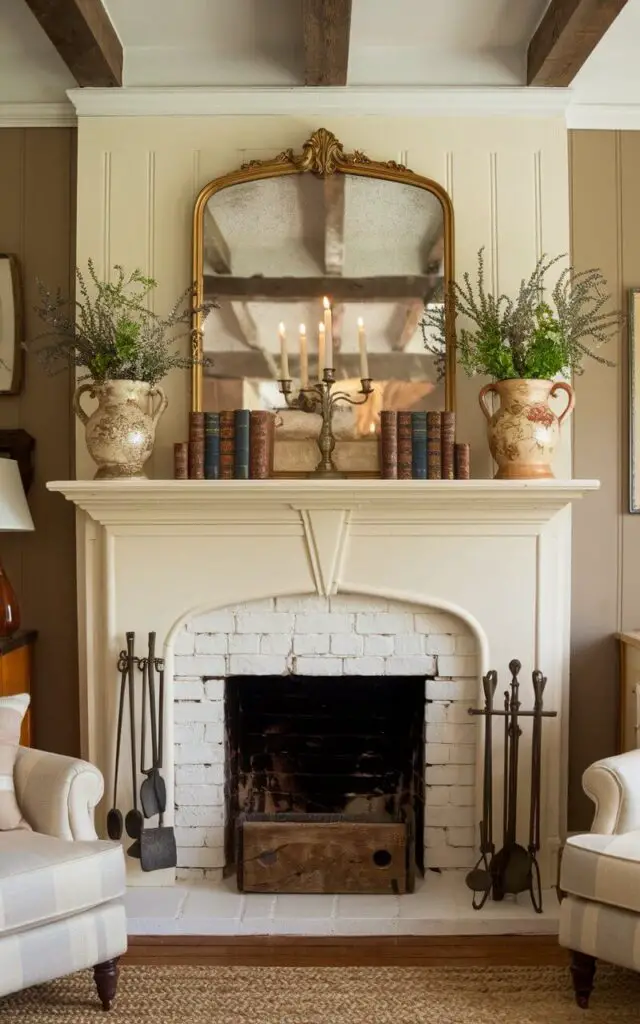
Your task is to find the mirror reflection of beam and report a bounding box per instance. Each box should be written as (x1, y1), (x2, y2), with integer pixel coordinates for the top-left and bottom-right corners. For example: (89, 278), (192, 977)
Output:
(203, 275), (437, 301)
(388, 230), (445, 351)
(324, 176), (345, 276)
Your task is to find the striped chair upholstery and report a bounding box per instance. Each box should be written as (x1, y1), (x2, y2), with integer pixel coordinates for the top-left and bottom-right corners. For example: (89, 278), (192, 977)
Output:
(0, 747), (127, 1007)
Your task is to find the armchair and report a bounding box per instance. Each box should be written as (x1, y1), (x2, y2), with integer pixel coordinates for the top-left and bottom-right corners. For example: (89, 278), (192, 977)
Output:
(0, 747), (127, 1009)
(559, 749), (640, 1007)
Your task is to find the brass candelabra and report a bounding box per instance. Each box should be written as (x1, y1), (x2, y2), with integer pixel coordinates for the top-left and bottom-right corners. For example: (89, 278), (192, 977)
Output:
(279, 369), (374, 478)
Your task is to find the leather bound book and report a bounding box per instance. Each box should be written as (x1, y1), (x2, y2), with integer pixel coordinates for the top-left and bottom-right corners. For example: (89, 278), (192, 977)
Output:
(427, 411), (442, 480)
(174, 442), (188, 480)
(234, 409), (250, 479)
(250, 411), (275, 479)
(397, 411), (413, 480)
(380, 411), (398, 479)
(441, 411), (455, 480)
(188, 412), (205, 480)
(411, 412), (427, 479)
(204, 412), (220, 480)
(455, 442), (471, 480)
(219, 411), (235, 479)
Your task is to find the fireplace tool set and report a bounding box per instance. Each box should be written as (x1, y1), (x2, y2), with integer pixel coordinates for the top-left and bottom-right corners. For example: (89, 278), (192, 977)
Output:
(465, 659), (556, 913)
(106, 631), (177, 872)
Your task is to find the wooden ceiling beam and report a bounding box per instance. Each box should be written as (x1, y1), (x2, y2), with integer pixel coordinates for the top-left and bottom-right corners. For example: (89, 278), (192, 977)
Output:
(303, 0), (353, 86)
(24, 0), (123, 87)
(527, 0), (629, 87)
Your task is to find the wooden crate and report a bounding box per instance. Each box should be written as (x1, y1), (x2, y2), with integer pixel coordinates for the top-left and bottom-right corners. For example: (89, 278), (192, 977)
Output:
(237, 813), (410, 894)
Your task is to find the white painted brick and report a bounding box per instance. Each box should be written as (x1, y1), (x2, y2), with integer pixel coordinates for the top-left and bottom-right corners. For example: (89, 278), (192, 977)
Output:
(437, 655), (478, 678)
(195, 633), (228, 655)
(330, 634), (364, 657)
(427, 764), (475, 786)
(364, 635), (394, 657)
(204, 723), (225, 742)
(414, 612), (458, 634)
(275, 595), (329, 612)
(294, 634), (330, 656)
(296, 613), (352, 634)
(425, 743), (450, 764)
(176, 764), (224, 785)
(175, 805), (224, 827)
(228, 634), (260, 655)
(176, 867), (205, 881)
(426, 723), (476, 745)
(450, 786), (476, 807)
(189, 611), (235, 633)
(424, 826), (448, 848)
(174, 827), (221, 847)
(427, 805), (475, 827)
(174, 742), (223, 765)
(455, 634), (477, 655)
(174, 679), (205, 700)
(426, 846), (475, 869)
(343, 656), (386, 676)
(385, 655), (435, 676)
(204, 679), (225, 700)
(424, 702), (450, 724)
(230, 598), (274, 611)
(426, 678), (477, 701)
(173, 630), (195, 655)
(177, 846), (225, 869)
(330, 595), (389, 612)
(356, 612), (413, 635)
(174, 701), (223, 724)
(394, 634), (424, 656)
(261, 634), (292, 655)
(425, 634), (456, 656)
(229, 654), (287, 675)
(448, 745), (477, 765)
(204, 868), (224, 883)
(426, 702), (474, 726)
(425, 786), (449, 806)
(235, 612), (294, 634)
(174, 722), (205, 744)
(175, 784), (224, 806)
(447, 826), (477, 847)
(174, 655), (226, 678)
(294, 656), (343, 676)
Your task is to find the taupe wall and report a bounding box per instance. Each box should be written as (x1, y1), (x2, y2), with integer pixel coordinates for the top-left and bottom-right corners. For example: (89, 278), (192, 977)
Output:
(569, 131), (640, 828)
(0, 128), (79, 757)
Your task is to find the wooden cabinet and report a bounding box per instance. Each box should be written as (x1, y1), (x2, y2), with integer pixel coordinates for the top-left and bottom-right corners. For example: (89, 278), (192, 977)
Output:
(0, 630), (36, 746)
(617, 632), (640, 753)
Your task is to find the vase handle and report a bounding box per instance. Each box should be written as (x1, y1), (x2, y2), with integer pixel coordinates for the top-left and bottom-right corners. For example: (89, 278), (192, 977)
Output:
(550, 380), (575, 425)
(72, 382), (94, 426)
(149, 385), (168, 424)
(478, 382), (498, 422)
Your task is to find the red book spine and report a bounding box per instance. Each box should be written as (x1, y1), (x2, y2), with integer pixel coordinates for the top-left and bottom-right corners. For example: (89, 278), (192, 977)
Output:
(219, 411), (235, 479)
(441, 411), (455, 480)
(250, 411), (275, 479)
(188, 412), (204, 480)
(380, 411), (398, 479)
(455, 442), (470, 480)
(174, 442), (188, 480)
(427, 411), (442, 480)
(397, 412), (412, 480)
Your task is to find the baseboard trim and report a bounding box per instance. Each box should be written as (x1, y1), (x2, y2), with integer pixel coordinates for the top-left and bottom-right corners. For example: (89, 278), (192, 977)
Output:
(124, 934), (567, 967)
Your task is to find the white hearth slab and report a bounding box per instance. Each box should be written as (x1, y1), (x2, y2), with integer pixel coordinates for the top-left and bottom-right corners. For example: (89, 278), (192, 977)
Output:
(124, 871), (559, 937)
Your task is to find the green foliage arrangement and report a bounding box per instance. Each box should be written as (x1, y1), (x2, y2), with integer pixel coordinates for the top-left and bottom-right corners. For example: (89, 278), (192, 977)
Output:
(421, 248), (621, 380)
(32, 261), (216, 386)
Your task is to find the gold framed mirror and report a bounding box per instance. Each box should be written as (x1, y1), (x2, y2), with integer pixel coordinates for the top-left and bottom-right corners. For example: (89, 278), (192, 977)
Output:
(191, 128), (455, 447)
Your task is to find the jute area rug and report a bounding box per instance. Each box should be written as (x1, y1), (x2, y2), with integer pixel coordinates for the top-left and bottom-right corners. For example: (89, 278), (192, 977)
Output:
(0, 964), (639, 1023)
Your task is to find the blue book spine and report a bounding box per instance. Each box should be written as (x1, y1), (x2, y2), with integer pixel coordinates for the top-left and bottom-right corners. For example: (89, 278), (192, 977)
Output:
(411, 412), (427, 479)
(234, 409), (250, 479)
(204, 412), (220, 480)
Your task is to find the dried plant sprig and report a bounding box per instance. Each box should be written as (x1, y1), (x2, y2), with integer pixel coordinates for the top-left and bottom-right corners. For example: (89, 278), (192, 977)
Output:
(31, 260), (217, 386)
(420, 248), (622, 381)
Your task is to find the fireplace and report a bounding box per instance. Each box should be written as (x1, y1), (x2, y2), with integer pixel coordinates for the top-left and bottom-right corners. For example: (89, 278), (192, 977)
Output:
(224, 674), (426, 881)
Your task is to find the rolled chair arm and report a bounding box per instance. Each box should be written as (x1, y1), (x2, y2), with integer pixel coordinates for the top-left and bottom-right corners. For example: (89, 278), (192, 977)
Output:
(14, 747), (104, 840)
(583, 749), (640, 835)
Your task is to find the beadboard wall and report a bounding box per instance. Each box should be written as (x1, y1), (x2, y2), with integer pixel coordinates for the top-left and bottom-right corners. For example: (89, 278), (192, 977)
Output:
(74, 115), (570, 481)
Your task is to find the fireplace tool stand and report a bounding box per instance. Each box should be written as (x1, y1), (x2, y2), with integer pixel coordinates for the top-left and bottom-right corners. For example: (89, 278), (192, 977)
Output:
(466, 659), (556, 913)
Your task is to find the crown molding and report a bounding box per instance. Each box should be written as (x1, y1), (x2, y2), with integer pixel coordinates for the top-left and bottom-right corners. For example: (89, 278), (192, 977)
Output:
(67, 85), (570, 119)
(567, 102), (640, 130)
(0, 102), (76, 127)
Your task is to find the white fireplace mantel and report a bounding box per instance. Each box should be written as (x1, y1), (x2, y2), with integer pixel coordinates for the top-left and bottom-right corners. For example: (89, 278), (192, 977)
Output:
(48, 477), (598, 889)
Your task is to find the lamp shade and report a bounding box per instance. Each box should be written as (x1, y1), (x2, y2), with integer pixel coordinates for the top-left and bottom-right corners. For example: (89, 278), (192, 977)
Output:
(0, 460), (34, 532)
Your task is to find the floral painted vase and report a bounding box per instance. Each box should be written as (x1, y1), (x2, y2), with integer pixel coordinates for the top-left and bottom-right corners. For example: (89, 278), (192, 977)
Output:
(478, 378), (574, 480)
(73, 379), (168, 479)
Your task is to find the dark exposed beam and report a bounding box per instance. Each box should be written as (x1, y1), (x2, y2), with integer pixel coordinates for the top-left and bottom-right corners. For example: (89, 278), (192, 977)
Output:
(24, 0), (123, 87)
(527, 0), (629, 87)
(303, 0), (352, 86)
(204, 275), (436, 302)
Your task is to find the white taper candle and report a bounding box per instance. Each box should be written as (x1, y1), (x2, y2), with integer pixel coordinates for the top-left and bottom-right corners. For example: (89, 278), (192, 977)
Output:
(358, 317), (369, 378)
(299, 323), (308, 387)
(279, 322), (289, 380)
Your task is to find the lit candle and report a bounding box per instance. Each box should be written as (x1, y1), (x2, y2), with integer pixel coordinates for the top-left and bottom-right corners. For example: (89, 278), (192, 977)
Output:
(358, 317), (369, 379)
(323, 296), (333, 370)
(299, 323), (308, 387)
(279, 322), (289, 380)
(317, 322), (326, 380)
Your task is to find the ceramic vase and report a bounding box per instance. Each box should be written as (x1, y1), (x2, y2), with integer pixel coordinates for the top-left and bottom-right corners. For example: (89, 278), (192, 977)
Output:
(73, 379), (168, 479)
(478, 378), (574, 480)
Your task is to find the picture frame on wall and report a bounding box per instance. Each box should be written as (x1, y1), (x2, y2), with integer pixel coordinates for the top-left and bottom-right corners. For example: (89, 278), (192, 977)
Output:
(630, 288), (640, 512)
(0, 254), (24, 396)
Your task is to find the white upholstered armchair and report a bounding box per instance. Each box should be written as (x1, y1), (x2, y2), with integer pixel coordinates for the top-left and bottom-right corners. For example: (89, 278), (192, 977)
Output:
(559, 749), (640, 1007)
(0, 748), (127, 1009)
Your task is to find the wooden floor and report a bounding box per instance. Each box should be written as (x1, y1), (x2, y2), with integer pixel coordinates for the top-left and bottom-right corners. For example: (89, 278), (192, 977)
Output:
(125, 935), (567, 967)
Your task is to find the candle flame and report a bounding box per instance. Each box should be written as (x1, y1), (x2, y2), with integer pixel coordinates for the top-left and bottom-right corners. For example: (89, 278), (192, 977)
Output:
(299, 323), (306, 333)
(318, 322), (325, 333)
(323, 296), (330, 310)
(369, 422), (376, 434)
(279, 322), (285, 333)
(357, 317), (364, 328)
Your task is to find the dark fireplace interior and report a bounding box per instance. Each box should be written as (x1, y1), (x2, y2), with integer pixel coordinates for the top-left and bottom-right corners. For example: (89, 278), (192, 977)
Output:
(224, 675), (426, 877)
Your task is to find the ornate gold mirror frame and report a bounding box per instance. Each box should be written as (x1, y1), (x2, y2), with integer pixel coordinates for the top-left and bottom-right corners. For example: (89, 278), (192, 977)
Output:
(191, 128), (455, 413)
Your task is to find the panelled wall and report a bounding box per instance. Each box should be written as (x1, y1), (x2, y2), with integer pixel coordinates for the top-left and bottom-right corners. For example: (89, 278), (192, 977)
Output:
(0, 128), (79, 757)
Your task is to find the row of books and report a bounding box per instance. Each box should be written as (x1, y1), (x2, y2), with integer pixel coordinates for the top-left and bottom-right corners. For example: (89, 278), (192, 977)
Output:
(175, 411), (276, 480)
(379, 411), (470, 479)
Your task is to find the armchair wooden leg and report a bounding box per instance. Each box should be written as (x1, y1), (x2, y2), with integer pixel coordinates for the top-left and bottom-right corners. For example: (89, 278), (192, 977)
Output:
(93, 958), (120, 1011)
(570, 950), (597, 1009)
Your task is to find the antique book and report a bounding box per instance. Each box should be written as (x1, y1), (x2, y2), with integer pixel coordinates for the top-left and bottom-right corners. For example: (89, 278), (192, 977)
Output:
(397, 411), (413, 480)
(411, 412), (427, 479)
(204, 412), (220, 480)
(188, 411), (204, 480)
(380, 410), (398, 479)
(219, 411), (235, 479)
(173, 442), (188, 480)
(234, 409), (250, 480)
(455, 442), (471, 480)
(427, 411), (442, 480)
(441, 411), (455, 480)
(250, 411), (276, 479)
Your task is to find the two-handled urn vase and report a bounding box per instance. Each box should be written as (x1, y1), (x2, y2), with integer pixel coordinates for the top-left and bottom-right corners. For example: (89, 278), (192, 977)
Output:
(73, 380), (168, 479)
